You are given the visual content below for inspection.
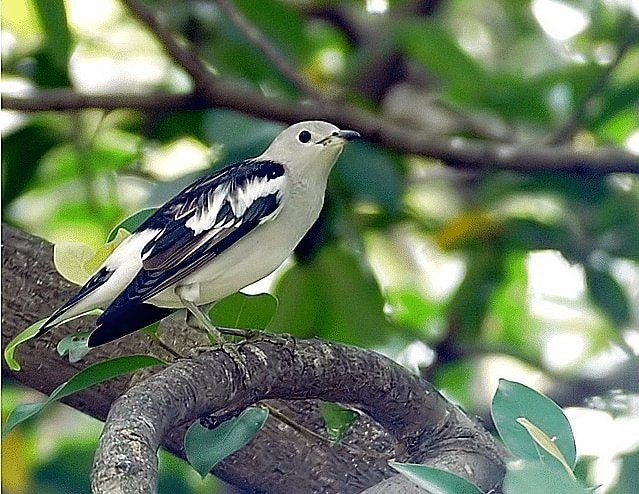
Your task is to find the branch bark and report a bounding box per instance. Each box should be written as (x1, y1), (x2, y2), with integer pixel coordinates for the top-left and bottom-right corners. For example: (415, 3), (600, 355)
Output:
(4, 89), (639, 173)
(92, 336), (506, 493)
(1, 224), (506, 493)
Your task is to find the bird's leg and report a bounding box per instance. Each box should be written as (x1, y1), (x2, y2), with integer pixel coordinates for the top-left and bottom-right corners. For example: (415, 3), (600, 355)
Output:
(179, 297), (224, 346)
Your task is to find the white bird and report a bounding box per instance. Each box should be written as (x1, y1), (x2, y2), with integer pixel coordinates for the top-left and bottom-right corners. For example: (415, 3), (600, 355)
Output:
(35, 121), (360, 347)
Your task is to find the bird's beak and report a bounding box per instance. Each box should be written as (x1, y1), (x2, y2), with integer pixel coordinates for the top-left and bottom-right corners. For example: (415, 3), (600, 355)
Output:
(335, 130), (361, 141)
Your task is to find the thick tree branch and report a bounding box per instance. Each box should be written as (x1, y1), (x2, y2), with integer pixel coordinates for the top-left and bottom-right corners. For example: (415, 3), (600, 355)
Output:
(92, 337), (506, 493)
(4, 89), (638, 173)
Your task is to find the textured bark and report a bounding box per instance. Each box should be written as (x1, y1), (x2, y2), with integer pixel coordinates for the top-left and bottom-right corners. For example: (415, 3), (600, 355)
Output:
(91, 337), (506, 493)
(1, 224), (506, 493)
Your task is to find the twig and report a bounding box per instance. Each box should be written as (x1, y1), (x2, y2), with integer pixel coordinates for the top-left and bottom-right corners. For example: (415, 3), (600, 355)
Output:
(2, 90), (208, 112)
(120, 0), (219, 94)
(262, 402), (392, 460)
(551, 24), (639, 144)
(120, 0), (639, 172)
(214, 0), (325, 99)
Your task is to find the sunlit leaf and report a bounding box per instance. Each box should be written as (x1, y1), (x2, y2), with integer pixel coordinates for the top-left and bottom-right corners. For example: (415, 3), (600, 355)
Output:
(492, 380), (576, 469)
(390, 462), (483, 494)
(53, 242), (96, 285)
(185, 407), (269, 477)
(3, 318), (47, 371)
(435, 211), (503, 250)
(504, 462), (590, 494)
(319, 402), (358, 443)
(82, 228), (130, 275)
(209, 293), (278, 330)
(3, 355), (165, 437)
(516, 417), (575, 478)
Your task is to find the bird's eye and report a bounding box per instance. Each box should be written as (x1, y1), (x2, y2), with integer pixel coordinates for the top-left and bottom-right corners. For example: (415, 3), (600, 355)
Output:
(298, 130), (312, 143)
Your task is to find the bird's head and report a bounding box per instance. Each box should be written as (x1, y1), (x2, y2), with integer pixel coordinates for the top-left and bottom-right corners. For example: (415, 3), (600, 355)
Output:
(260, 121), (360, 175)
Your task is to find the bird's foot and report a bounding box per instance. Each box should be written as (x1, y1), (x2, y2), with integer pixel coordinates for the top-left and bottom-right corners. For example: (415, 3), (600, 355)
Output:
(217, 326), (262, 340)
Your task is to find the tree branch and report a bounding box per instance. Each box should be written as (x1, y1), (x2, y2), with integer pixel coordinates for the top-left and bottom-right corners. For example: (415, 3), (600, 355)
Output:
(214, 0), (325, 99)
(91, 336), (506, 493)
(4, 89), (638, 173)
(119, 0), (639, 173)
(2, 90), (209, 112)
(1, 224), (505, 493)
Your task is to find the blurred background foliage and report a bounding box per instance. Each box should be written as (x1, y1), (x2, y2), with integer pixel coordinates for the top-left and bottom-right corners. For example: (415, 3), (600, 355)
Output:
(2, 0), (639, 492)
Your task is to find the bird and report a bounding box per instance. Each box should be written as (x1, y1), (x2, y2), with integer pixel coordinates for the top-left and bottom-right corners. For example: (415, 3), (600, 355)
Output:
(35, 121), (360, 347)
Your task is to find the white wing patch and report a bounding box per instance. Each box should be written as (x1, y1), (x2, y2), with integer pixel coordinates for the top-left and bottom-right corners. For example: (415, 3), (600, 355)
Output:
(185, 174), (285, 235)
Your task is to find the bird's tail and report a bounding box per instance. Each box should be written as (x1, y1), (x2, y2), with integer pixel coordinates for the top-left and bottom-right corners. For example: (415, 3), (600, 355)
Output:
(87, 302), (175, 347)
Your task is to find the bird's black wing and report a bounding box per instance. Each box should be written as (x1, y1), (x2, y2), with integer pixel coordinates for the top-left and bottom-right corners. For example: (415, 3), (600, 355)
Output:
(90, 159), (286, 345)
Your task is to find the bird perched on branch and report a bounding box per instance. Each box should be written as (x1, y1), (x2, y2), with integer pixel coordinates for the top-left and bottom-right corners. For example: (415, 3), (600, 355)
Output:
(35, 121), (360, 347)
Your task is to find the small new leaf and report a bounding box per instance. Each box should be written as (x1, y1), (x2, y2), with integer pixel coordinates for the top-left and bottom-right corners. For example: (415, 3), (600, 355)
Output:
(319, 402), (358, 443)
(185, 407), (269, 478)
(56, 331), (92, 363)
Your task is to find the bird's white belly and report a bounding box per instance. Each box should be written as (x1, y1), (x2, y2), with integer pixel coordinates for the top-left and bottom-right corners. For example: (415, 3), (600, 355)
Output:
(147, 188), (321, 308)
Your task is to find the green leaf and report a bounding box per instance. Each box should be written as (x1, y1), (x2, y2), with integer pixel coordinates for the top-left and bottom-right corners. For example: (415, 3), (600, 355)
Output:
(446, 248), (505, 340)
(3, 355), (165, 436)
(185, 407), (269, 477)
(4, 318), (47, 371)
(586, 267), (631, 327)
(1, 121), (66, 207)
(209, 293), (278, 330)
(491, 380), (576, 470)
(106, 208), (158, 242)
(395, 19), (487, 104)
(336, 141), (403, 215)
(615, 450), (639, 494)
(390, 462), (483, 494)
(56, 331), (92, 363)
(503, 462), (590, 494)
(32, 0), (71, 68)
(203, 110), (282, 166)
(319, 402), (358, 443)
(270, 246), (395, 346)
(31, 0), (72, 87)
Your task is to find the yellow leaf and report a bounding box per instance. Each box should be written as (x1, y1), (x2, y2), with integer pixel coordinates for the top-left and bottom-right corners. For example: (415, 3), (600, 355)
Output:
(82, 228), (130, 275)
(53, 242), (96, 285)
(516, 417), (575, 478)
(435, 211), (502, 250)
(1, 421), (32, 494)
